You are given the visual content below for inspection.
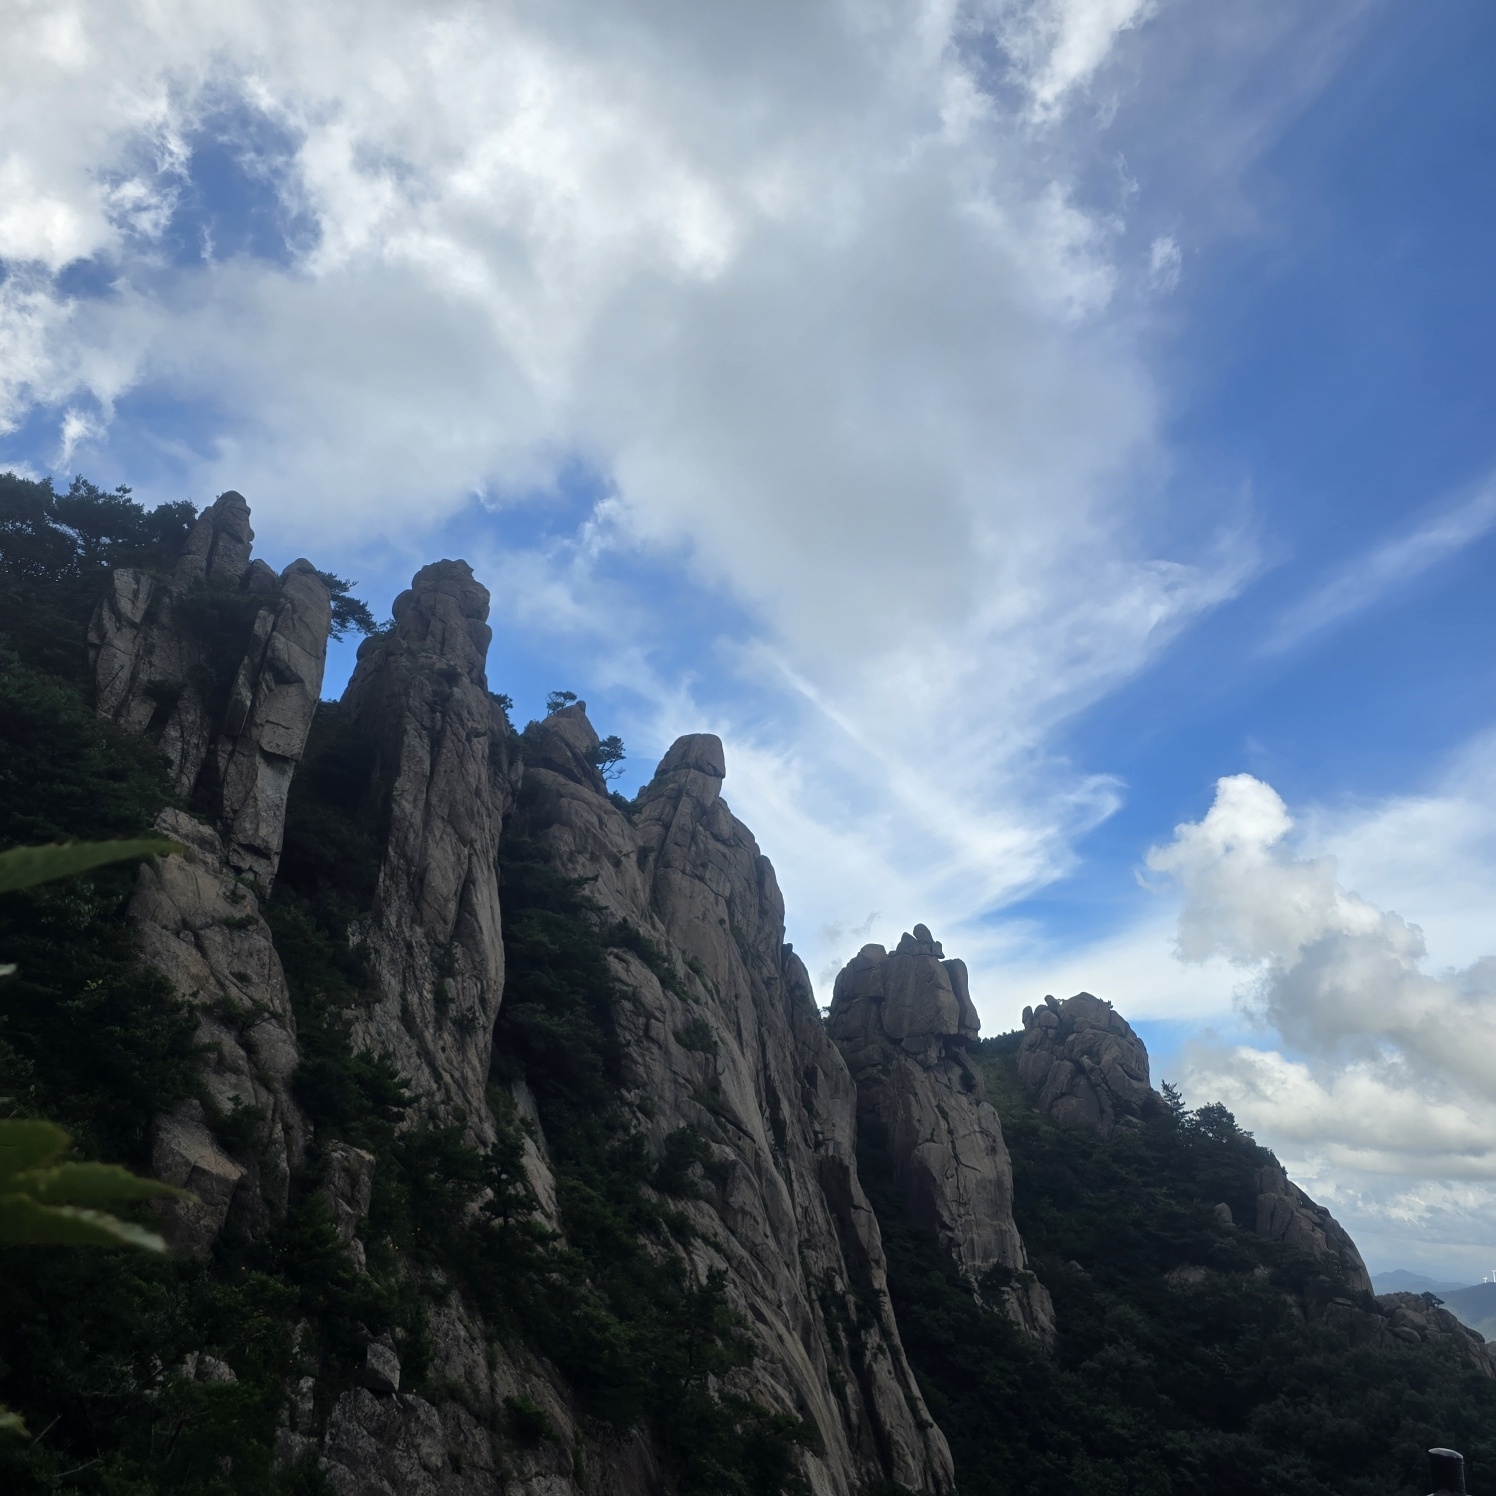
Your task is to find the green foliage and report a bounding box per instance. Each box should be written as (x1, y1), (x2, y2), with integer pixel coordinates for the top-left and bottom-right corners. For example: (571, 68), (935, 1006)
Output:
(0, 656), (199, 1160)
(0, 471), (194, 684)
(311, 571), (379, 641)
(859, 1033), (1496, 1496)
(0, 1119), (189, 1252)
(545, 689), (578, 714)
(588, 733), (626, 781)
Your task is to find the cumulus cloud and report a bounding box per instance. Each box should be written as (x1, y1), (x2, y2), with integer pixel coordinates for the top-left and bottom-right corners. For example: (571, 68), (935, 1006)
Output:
(1148, 773), (1496, 1274)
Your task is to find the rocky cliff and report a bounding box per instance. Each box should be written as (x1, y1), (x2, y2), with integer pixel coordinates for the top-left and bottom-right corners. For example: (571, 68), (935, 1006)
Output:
(1019, 992), (1373, 1298)
(52, 484), (1479, 1496)
(83, 495), (951, 1495)
(87, 492), (330, 1250)
(827, 926), (1054, 1342)
(341, 560), (518, 1144)
(511, 712), (956, 1495)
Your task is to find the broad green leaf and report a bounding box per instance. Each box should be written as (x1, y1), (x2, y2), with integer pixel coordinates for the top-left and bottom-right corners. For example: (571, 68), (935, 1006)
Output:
(20, 1160), (192, 1207)
(0, 1194), (169, 1251)
(0, 1404), (25, 1436)
(0, 1120), (70, 1182)
(0, 838), (182, 895)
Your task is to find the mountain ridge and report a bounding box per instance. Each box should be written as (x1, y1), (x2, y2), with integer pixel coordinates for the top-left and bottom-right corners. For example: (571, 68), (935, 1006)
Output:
(1, 475), (1493, 1495)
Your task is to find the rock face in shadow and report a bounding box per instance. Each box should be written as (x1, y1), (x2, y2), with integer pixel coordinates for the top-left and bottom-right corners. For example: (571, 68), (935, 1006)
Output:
(512, 712), (956, 1496)
(1017, 992), (1153, 1138)
(89, 489), (331, 887)
(88, 493), (330, 1251)
(341, 561), (519, 1145)
(1256, 1163), (1373, 1295)
(1018, 991), (1374, 1300)
(1371, 1294), (1495, 1375)
(827, 928), (1054, 1343)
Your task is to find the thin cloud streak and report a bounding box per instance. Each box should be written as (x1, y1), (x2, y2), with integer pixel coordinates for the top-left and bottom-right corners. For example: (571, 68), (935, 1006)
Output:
(1261, 467), (1496, 655)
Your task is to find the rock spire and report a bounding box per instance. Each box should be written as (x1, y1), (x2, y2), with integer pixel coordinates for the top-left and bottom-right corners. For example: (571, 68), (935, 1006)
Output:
(828, 926), (1055, 1342)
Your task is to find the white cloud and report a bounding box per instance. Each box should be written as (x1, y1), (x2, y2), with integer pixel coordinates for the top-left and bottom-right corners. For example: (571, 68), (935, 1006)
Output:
(1148, 772), (1496, 1277)
(1262, 468), (1496, 654)
(0, 0), (1370, 999)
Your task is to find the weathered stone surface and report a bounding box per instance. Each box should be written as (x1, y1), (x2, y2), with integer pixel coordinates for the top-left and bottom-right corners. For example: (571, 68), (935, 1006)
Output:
(215, 558), (332, 886)
(149, 1100), (245, 1256)
(131, 807), (310, 1242)
(828, 933), (1054, 1343)
(89, 491), (331, 886)
(322, 1142), (377, 1271)
(1017, 992), (1152, 1137)
(356, 1337), (402, 1395)
(342, 561), (517, 1144)
(1255, 1164), (1373, 1295)
(1373, 1293), (1495, 1375)
(515, 714), (955, 1495)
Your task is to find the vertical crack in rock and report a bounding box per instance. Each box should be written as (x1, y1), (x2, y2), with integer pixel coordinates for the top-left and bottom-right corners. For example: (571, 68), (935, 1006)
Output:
(828, 927), (1056, 1343)
(341, 560), (517, 1144)
(516, 712), (956, 1495)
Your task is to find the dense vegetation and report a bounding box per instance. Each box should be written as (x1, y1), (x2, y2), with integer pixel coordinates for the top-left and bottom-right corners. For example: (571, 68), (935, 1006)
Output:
(860, 1034), (1496, 1496)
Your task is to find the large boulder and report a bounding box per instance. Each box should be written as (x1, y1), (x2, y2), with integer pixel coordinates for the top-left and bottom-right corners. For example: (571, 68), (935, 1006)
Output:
(1017, 992), (1152, 1137)
(828, 928), (1054, 1343)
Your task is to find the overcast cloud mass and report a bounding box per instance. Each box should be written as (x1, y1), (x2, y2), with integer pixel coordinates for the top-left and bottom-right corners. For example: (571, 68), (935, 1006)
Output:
(5, 0), (1496, 1275)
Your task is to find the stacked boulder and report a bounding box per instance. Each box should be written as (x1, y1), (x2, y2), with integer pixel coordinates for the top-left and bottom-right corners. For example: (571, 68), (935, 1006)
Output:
(829, 926), (1054, 1342)
(1017, 992), (1152, 1137)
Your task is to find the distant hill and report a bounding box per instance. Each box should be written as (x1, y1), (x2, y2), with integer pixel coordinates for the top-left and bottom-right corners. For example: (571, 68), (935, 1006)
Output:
(1374, 1269), (1472, 1295)
(1440, 1284), (1496, 1342)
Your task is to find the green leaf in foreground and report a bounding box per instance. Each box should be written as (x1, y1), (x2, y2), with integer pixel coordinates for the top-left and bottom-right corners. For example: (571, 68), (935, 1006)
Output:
(0, 1120), (193, 1251)
(0, 837), (181, 895)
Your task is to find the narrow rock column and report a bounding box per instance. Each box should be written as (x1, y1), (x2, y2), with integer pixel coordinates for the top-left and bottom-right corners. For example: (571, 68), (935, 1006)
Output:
(828, 926), (1055, 1343)
(342, 560), (517, 1142)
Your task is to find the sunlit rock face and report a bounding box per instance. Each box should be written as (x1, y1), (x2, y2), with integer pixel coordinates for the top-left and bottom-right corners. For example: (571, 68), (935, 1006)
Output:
(1017, 991), (1152, 1138)
(828, 926), (1055, 1343)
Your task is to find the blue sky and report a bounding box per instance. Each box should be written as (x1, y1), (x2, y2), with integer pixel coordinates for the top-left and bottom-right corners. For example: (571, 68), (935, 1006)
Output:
(5, 0), (1496, 1276)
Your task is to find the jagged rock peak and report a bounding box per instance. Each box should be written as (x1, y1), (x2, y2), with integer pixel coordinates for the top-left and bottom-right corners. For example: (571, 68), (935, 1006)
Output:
(655, 731), (726, 781)
(1257, 1163), (1373, 1295)
(1017, 991), (1152, 1138)
(343, 559), (517, 1143)
(828, 931), (1054, 1343)
(513, 725), (957, 1491)
(89, 488), (331, 888)
(388, 559), (493, 684)
(176, 490), (255, 587)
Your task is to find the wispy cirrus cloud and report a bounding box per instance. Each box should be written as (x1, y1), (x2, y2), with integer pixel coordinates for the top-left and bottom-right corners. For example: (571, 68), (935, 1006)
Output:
(1261, 468), (1496, 655)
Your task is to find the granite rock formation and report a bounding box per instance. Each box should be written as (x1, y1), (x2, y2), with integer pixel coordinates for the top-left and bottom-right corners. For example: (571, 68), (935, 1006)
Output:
(1019, 992), (1376, 1301)
(89, 493), (330, 1248)
(828, 928), (1054, 1342)
(1255, 1163), (1373, 1295)
(509, 713), (958, 1495)
(1370, 1293), (1495, 1375)
(341, 561), (518, 1144)
(1017, 992), (1153, 1137)
(89, 489), (331, 887)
